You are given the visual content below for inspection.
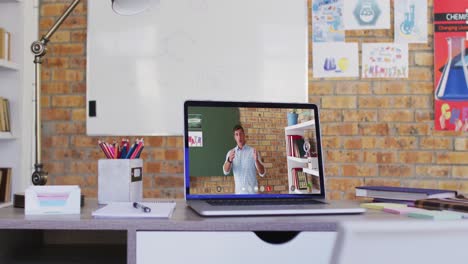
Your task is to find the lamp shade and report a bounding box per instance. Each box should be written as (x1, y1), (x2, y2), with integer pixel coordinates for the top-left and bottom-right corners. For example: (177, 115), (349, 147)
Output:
(111, 0), (154, 15)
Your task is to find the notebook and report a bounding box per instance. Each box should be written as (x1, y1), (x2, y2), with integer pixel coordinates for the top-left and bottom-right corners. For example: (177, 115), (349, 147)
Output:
(183, 100), (364, 216)
(92, 202), (176, 218)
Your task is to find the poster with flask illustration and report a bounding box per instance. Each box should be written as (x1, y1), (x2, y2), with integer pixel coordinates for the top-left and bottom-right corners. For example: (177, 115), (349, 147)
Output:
(434, 0), (468, 131)
(394, 0), (428, 43)
(312, 42), (359, 78)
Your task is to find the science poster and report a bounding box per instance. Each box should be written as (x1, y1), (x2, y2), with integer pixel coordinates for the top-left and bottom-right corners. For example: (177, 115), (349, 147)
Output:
(312, 0), (344, 42)
(312, 42), (359, 78)
(434, 0), (468, 131)
(343, 0), (390, 30)
(394, 0), (428, 43)
(361, 43), (408, 79)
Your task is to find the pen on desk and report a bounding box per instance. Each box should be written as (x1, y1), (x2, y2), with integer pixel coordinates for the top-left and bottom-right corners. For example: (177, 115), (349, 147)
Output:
(133, 202), (151, 213)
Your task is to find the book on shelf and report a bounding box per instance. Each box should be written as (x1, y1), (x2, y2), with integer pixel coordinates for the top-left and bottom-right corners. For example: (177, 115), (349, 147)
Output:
(0, 97), (10, 132)
(355, 186), (457, 201)
(0, 168), (12, 203)
(0, 27), (11, 61)
(287, 135), (307, 158)
(414, 197), (468, 213)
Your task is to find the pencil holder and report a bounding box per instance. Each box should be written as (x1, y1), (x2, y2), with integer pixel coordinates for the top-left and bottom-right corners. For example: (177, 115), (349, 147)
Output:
(98, 159), (143, 204)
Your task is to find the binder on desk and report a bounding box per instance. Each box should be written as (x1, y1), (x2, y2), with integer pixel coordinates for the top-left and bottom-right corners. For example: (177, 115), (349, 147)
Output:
(92, 202), (176, 218)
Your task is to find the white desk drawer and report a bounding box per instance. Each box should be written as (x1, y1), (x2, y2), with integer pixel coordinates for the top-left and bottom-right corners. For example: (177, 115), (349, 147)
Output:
(136, 231), (336, 264)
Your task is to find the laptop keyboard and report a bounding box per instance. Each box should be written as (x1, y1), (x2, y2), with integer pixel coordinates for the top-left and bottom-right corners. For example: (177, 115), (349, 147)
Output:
(206, 199), (326, 206)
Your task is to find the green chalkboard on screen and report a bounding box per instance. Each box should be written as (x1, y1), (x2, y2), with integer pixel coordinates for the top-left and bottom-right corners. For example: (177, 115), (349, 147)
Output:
(188, 107), (239, 176)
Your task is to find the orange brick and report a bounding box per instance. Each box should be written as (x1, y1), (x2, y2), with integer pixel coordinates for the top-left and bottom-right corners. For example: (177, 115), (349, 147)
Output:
(42, 162), (65, 175)
(54, 122), (86, 134)
(308, 82), (334, 95)
(420, 137), (452, 150)
(322, 123), (358, 136)
(71, 82), (86, 93)
(363, 178), (401, 186)
(373, 81), (408, 94)
(43, 136), (69, 148)
(52, 148), (73, 159)
(409, 68), (432, 81)
(414, 52), (433, 66)
(42, 82), (71, 94)
(154, 176), (185, 188)
(71, 31), (87, 43)
(54, 175), (86, 186)
(321, 136), (341, 149)
(41, 3), (86, 16)
(395, 123), (431, 135)
(71, 109), (86, 121)
(343, 110), (377, 122)
(398, 151), (433, 163)
(70, 161), (97, 174)
(455, 138), (468, 151)
(358, 123), (390, 135)
(322, 96), (357, 109)
(327, 191), (343, 200)
(376, 137), (417, 150)
(50, 44), (84, 55)
(452, 166), (468, 178)
(320, 109), (343, 122)
(360, 96), (392, 108)
(336, 82), (372, 94)
(324, 164), (340, 176)
(343, 138), (362, 149)
(51, 95), (85, 108)
(408, 82), (433, 94)
(327, 178), (364, 192)
(44, 57), (69, 68)
(342, 164), (377, 177)
(379, 165), (413, 177)
(166, 136), (183, 147)
(416, 165), (450, 178)
(415, 110), (433, 122)
(437, 153), (468, 164)
(326, 150), (361, 163)
(71, 136), (98, 147)
(410, 95), (431, 108)
(379, 110), (414, 122)
(403, 180), (439, 189)
(363, 151), (397, 163)
(145, 161), (163, 173)
(42, 108), (71, 121)
(164, 149), (184, 161)
(438, 180), (463, 191)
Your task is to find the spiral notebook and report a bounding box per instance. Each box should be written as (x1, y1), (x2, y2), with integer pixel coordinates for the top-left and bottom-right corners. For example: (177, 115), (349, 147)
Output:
(92, 202), (176, 218)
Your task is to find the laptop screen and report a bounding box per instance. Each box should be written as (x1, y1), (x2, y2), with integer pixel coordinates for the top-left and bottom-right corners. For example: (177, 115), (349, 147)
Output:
(184, 101), (325, 199)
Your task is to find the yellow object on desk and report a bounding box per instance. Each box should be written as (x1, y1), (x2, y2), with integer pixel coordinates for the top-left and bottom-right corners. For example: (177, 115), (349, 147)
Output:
(360, 202), (407, 210)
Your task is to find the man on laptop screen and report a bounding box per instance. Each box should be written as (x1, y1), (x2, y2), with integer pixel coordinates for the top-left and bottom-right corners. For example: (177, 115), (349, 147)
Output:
(184, 101), (364, 216)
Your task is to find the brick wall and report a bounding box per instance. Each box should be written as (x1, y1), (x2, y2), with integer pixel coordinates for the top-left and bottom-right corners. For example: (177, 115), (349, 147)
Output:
(40, 0), (468, 200)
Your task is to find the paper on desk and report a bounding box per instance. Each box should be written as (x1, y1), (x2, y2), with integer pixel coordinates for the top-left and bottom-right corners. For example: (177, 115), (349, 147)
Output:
(92, 202), (176, 218)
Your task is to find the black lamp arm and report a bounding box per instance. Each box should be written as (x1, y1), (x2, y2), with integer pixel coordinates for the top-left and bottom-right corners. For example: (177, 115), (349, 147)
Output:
(31, 0), (81, 185)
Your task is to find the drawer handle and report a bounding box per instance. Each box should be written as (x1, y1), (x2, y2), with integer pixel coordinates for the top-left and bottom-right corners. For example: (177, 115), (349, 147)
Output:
(254, 231), (299, 244)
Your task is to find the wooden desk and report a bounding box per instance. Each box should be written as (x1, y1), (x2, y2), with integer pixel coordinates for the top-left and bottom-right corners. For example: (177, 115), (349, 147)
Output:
(0, 199), (409, 264)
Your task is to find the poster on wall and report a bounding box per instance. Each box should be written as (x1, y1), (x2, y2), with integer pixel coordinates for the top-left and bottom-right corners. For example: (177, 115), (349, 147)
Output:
(312, 42), (359, 78)
(312, 0), (344, 42)
(361, 43), (408, 79)
(343, 0), (390, 30)
(394, 0), (428, 43)
(434, 0), (468, 131)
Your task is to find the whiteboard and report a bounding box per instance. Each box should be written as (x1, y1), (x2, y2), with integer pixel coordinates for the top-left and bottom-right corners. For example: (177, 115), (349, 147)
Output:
(87, 0), (308, 135)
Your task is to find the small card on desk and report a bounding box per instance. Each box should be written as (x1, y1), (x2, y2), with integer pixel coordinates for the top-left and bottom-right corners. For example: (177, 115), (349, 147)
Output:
(25, 185), (81, 215)
(92, 202), (176, 218)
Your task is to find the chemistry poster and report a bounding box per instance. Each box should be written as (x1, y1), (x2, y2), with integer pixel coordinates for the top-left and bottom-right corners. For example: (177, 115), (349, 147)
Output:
(434, 0), (468, 131)
(313, 42), (359, 78)
(343, 0), (390, 30)
(312, 0), (344, 42)
(394, 0), (428, 43)
(361, 43), (408, 79)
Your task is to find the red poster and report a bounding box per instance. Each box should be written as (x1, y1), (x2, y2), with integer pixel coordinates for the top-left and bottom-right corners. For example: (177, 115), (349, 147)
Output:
(434, 1), (468, 131)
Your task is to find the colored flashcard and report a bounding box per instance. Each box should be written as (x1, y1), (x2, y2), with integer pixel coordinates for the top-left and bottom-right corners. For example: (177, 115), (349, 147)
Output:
(394, 0), (428, 43)
(362, 43), (409, 78)
(312, 0), (345, 42)
(343, 0), (390, 30)
(313, 42), (359, 78)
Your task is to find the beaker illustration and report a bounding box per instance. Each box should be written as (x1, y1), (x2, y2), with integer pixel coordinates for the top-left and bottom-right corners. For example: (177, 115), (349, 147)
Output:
(435, 37), (468, 101)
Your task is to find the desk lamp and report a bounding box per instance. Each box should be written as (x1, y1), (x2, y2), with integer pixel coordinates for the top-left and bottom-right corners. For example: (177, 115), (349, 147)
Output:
(30, 0), (155, 185)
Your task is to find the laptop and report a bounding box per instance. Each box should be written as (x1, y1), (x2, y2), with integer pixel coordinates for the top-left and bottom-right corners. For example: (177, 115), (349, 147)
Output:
(184, 100), (365, 216)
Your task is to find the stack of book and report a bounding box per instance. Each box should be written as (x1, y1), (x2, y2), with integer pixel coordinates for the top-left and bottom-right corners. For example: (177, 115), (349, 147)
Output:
(0, 168), (11, 203)
(0, 97), (10, 132)
(0, 27), (11, 61)
(414, 197), (468, 213)
(355, 186), (457, 205)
